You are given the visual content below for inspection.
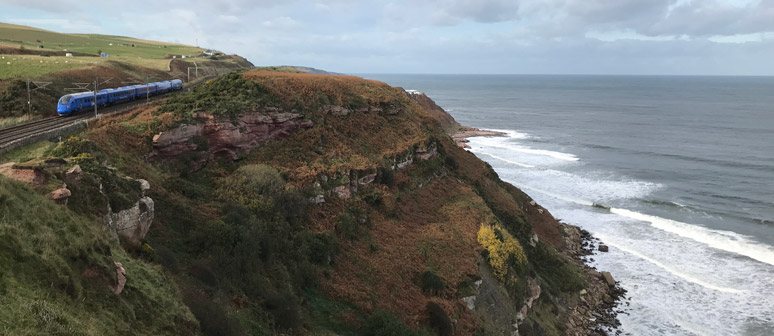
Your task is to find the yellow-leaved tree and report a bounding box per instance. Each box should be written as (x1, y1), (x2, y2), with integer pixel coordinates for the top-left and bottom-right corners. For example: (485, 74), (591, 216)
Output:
(477, 224), (527, 281)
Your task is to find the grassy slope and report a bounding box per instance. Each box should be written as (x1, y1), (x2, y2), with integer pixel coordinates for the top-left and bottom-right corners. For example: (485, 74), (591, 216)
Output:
(0, 177), (198, 335)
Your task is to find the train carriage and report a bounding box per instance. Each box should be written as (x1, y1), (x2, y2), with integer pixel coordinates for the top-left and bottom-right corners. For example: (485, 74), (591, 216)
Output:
(57, 78), (184, 116)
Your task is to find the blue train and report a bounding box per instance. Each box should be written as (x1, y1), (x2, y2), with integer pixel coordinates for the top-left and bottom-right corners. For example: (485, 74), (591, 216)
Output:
(56, 79), (183, 116)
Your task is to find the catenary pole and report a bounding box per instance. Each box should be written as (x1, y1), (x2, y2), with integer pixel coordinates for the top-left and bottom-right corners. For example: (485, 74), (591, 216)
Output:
(26, 80), (31, 115)
(93, 77), (98, 118)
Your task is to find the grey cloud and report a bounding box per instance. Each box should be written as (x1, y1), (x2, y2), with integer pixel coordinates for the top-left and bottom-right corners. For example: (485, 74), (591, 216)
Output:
(1, 0), (80, 13)
(559, 0), (774, 38)
(383, 0), (521, 27)
(434, 0), (521, 24)
(564, 0), (673, 25)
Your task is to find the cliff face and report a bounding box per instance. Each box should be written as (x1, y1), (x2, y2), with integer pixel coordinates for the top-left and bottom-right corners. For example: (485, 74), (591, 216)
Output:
(4, 70), (617, 335)
(405, 90), (462, 133)
(150, 109), (313, 169)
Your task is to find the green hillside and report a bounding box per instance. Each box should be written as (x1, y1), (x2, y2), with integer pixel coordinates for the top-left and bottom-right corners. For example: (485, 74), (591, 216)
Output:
(0, 22), (208, 59)
(0, 22), (252, 120)
(0, 177), (198, 335)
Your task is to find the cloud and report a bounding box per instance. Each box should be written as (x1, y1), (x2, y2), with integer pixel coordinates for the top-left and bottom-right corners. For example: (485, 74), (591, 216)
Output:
(262, 16), (301, 29)
(2, 0), (774, 74)
(1, 0), (80, 13)
(7, 18), (101, 33)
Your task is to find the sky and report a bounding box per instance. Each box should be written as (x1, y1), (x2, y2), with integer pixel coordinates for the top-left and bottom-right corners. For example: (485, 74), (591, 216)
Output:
(2, 0), (774, 75)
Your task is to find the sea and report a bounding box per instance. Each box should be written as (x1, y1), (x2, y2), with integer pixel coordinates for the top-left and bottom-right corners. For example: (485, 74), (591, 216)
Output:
(364, 74), (774, 336)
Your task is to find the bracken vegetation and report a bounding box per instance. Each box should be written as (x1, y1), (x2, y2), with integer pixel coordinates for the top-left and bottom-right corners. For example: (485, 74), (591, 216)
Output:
(1, 68), (592, 336)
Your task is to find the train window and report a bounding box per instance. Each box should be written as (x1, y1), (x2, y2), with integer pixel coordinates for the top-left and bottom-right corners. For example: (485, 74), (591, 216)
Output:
(59, 96), (71, 105)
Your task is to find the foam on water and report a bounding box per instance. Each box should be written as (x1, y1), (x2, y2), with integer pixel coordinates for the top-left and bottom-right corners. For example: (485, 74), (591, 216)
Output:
(500, 169), (661, 203)
(516, 180), (774, 267)
(466, 128), (774, 335)
(470, 132), (579, 162)
(595, 234), (742, 293)
(485, 143), (579, 162)
(487, 129), (532, 139)
(477, 152), (535, 168)
(610, 208), (774, 267)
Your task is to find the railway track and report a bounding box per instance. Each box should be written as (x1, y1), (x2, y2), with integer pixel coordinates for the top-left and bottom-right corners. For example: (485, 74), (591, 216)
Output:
(0, 71), (237, 154)
(0, 91), (178, 152)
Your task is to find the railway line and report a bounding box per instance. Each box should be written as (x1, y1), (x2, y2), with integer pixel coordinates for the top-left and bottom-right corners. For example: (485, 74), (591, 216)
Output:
(0, 72), (229, 154)
(0, 87), (186, 153)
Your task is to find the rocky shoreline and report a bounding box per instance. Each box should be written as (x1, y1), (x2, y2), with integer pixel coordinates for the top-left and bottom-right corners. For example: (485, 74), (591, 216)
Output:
(450, 124), (627, 335)
(452, 126), (507, 148)
(562, 223), (628, 335)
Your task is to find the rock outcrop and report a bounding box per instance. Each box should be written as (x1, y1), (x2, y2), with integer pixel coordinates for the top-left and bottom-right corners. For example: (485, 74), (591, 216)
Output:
(462, 260), (521, 336)
(307, 140), (439, 204)
(151, 108), (314, 170)
(47, 183), (71, 204)
(560, 224), (626, 335)
(104, 196), (154, 245)
(112, 262), (127, 295)
(64, 164), (82, 184)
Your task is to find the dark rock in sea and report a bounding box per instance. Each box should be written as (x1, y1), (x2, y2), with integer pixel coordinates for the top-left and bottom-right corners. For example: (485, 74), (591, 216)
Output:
(599, 244), (609, 252)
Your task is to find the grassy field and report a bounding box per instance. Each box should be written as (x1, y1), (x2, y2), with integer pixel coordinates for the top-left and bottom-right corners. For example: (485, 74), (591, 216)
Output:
(0, 54), (180, 79)
(0, 22), (208, 59)
(0, 55), (104, 79)
(0, 22), (217, 80)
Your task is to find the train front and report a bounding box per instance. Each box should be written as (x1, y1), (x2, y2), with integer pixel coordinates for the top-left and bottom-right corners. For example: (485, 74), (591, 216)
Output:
(56, 95), (74, 116)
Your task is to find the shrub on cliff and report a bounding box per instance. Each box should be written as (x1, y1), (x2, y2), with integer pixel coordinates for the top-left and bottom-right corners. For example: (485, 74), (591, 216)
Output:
(426, 302), (453, 336)
(50, 136), (107, 163)
(216, 164), (301, 217)
(155, 71), (277, 122)
(421, 270), (445, 295)
(477, 224), (527, 282)
(183, 289), (240, 336)
(360, 310), (428, 336)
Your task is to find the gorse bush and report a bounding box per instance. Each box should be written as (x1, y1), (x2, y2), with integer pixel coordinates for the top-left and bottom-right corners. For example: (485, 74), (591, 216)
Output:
(51, 136), (106, 163)
(477, 224), (527, 282)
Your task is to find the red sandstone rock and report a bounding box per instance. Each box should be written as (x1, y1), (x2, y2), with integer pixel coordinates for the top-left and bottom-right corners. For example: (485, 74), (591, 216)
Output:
(151, 109), (314, 170)
(0, 162), (46, 186)
(47, 183), (71, 204)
